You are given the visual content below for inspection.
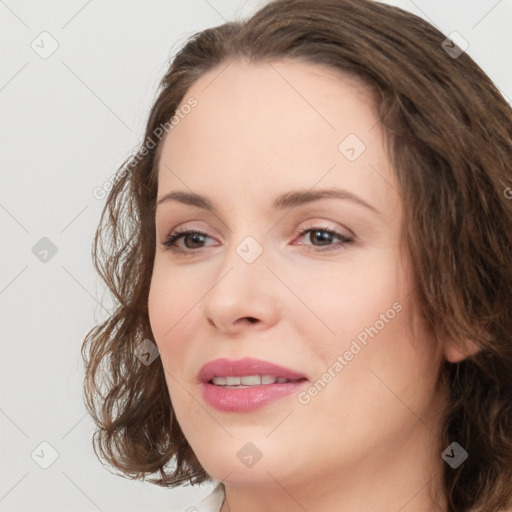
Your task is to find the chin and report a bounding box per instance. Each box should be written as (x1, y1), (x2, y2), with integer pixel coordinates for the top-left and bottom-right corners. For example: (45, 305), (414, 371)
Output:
(191, 435), (311, 487)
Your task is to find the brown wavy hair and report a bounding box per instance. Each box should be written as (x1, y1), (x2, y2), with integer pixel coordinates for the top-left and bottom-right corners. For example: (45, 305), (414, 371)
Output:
(81, 0), (512, 510)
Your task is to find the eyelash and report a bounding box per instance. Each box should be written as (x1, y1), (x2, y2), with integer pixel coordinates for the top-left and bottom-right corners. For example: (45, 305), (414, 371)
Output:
(161, 225), (354, 255)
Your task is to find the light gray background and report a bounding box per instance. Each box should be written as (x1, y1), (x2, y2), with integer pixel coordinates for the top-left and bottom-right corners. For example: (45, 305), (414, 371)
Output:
(1, 1), (511, 511)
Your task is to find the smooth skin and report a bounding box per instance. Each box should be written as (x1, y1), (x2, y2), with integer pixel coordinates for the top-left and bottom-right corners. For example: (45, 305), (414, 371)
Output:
(148, 58), (475, 512)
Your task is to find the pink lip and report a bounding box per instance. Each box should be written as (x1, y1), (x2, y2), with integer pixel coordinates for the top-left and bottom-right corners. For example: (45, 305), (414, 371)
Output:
(197, 357), (309, 412)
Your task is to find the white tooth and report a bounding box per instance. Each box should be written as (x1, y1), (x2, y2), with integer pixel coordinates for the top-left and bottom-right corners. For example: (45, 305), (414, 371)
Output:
(211, 375), (288, 386)
(241, 375), (262, 385)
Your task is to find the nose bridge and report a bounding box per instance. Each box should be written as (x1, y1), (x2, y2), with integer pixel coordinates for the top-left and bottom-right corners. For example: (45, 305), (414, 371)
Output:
(216, 211), (270, 277)
(202, 232), (279, 330)
(212, 232), (270, 303)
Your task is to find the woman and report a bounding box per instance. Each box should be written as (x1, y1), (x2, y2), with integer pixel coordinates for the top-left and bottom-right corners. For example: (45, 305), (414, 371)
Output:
(81, 0), (512, 511)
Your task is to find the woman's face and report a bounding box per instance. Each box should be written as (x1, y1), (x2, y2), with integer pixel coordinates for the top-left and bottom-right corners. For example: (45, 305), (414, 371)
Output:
(148, 59), (447, 494)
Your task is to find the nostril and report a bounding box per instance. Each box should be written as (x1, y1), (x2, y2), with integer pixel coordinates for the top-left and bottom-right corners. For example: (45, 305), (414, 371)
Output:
(246, 317), (258, 324)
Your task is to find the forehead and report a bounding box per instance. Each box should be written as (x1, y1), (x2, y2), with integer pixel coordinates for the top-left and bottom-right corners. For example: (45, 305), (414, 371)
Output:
(156, 58), (397, 216)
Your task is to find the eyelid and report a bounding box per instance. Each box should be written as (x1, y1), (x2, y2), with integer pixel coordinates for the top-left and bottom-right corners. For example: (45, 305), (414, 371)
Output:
(294, 219), (354, 240)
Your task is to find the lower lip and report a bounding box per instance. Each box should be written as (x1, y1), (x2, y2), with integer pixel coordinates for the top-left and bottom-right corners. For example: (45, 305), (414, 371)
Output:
(200, 380), (308, 412)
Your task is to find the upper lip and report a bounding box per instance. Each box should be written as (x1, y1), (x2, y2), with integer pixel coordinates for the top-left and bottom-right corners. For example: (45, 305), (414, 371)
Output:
(197, 357), (308, 383)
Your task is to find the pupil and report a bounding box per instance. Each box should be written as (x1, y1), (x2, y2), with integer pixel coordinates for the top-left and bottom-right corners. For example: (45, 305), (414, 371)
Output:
(185, 233), (205, 248)
(312, 230), (331, 245)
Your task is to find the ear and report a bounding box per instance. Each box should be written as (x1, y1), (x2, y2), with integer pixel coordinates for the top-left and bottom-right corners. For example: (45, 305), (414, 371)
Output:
(444, 336), (482, 363)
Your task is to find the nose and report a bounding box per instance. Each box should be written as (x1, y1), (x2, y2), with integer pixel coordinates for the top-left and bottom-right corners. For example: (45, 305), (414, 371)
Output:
(202, 245), (280, 335)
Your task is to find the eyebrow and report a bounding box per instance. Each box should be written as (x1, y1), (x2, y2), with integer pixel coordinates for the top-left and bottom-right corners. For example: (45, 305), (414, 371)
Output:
(156, 188), (380, 215)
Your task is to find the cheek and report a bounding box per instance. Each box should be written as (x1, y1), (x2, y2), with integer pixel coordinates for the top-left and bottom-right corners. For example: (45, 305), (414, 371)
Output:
(306, 290), (438, 428)
(283, 249), (409, 354)
(147, 259), (201, 337)
(293, 248), (436, 405)
(291, 300), (439, 466)
(147, 268), (197, 372)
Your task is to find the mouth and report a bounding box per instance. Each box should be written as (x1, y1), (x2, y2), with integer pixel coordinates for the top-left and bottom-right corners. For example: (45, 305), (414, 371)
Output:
(197, 357), (309, 412)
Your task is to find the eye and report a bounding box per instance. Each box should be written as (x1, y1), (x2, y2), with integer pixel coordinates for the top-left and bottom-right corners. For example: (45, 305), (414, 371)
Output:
(162, 228), (217, 253)
(292, 226), (354, 252)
